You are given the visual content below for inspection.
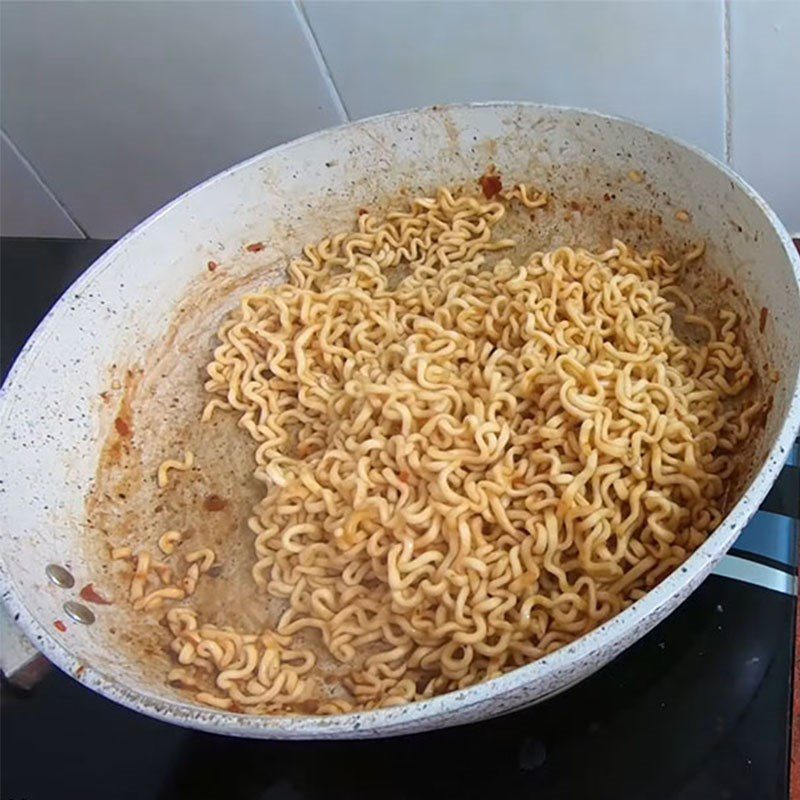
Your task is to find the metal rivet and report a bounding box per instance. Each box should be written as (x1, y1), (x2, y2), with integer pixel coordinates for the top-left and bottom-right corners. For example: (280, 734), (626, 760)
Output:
(63, 601), (95, 625)
(46, 564), (75, 589)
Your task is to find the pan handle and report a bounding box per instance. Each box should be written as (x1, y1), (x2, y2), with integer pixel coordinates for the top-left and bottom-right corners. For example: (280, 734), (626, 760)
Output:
(0, 603), (50, 689)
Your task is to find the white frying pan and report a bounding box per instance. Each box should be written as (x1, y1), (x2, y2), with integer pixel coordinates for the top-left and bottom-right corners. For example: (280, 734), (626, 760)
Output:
(1, 104), (798, 739)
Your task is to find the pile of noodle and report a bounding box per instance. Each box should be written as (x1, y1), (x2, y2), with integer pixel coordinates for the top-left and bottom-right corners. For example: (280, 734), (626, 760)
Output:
(126, 184), (758, 714)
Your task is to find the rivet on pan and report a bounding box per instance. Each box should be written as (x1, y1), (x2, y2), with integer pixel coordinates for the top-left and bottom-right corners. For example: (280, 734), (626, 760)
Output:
(63, 601), (95, 625)
(46, 564), (75, 589)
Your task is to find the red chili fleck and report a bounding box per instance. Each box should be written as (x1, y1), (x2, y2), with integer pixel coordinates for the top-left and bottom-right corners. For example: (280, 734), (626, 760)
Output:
(479, 173), (503, 200)
(114, 417), (131, 437)
(603, 193), (611, 202)
(398, 471), (410, 483)
(246, 242), (265, 253)
(80, 583), (112, 605)
(358, 208), (369, 216)
(759, 307), (769, 333)
(54, 620), (67, 632)
(207, 260), (219, 272)
(204, 494), (228, 512)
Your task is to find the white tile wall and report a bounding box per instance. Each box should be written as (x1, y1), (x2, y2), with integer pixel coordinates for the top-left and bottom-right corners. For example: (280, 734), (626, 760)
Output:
(0, 0), (345, 238)
(1, 0), (798, 239)
(304, 0), (726, 157)
(0, 131), (82, 237)
(729, 0), (800, 234)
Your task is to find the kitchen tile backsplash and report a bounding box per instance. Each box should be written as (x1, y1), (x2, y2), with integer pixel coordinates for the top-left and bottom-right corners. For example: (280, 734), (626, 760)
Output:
(0, 131), (82, 238)
(0, 0), (796, 237)
(0, 0), (345, 238)
(305, 0), (725, 157)
(729, 0), (800, 233)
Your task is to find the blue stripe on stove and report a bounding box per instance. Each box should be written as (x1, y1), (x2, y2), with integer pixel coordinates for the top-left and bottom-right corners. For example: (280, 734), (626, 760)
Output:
(733, 439), (800, 568)
(733, 510), (798, 568)
(713, 554), (797, 594)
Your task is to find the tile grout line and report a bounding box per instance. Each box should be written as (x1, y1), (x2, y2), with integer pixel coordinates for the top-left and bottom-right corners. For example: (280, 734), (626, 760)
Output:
(0, 128), (88, 238)
(723, 0), (733, 165)
(291, 0), (351, 124)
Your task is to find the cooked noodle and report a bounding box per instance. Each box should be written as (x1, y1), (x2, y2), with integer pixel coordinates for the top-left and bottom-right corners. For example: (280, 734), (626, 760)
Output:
(158, 530), (182, 556)
(157, 451), (194, 488)
(124, 183), (757, 714)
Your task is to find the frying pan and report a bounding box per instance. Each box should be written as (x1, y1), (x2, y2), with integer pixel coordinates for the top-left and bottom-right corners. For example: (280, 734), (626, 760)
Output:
(1, 104), (798, 739)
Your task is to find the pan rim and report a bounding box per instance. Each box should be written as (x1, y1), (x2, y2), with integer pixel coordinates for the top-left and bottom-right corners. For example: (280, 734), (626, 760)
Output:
(2, 101), (799, 739)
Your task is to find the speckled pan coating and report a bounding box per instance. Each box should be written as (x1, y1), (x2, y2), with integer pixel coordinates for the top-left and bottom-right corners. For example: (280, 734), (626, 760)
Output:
(1, 104), (799, 739)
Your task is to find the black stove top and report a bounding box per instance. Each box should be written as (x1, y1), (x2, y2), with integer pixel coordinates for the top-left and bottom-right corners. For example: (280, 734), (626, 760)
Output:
(1, 238), (797, 800)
